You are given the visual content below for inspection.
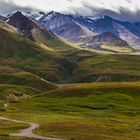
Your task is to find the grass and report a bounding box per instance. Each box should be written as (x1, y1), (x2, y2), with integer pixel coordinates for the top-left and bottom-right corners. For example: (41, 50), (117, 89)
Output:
(0, 72), (57, 92)
(0, 82), (140, 140)
(0, 84), (43, 108)
(0, 27), (78, 83)
(0, 136), (35, 140)
(0, 119), (32, 140)
(0, 136), (34, 140)
(1, 25), (140, 84)
(0, 119), (28, 134)
(69, 54), (140, 83)
(1, 20), (140, 140)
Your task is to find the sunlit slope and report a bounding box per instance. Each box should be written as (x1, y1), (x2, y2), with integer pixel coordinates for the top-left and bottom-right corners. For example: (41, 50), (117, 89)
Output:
(67, 51), (140, 83)
(7, 11), (76, 51)
(1, 17), (140, 84)
(0, 27), (59, 91)
(4, 82), (140, 140)
(0, 26), (75, 83)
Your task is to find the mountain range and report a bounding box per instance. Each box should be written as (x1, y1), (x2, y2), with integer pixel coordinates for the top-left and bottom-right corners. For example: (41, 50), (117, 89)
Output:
(1, 10), (140, 83)
(1, 9), (140, 140)
(6, 11), (74, 51)
(0, 11), (79, 84)
(31, 11), (140, 51)
(2, 10), (140, 54)
(1, 11), (140, 53)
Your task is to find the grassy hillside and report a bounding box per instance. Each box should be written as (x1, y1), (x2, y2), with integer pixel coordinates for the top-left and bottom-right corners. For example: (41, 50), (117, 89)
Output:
(0, 82), (140, 140)
(0, 20), (18, 33)
(2, 17), (140, 84)
(0, 25), (79, 82)
(1, 27), (140, 140)
(1, 26), (140, 85)
(0, 84), (42, 102)
(67, 52), (140, 83)
(1, 11), (140, 140)
(0, 119), (29, 139)
(0, 26), (75, 86)
(0, 72), (57, 92)
(0, 27), (59, 91)
(0, 27), (44, 58)
(0, 119), (34, 140)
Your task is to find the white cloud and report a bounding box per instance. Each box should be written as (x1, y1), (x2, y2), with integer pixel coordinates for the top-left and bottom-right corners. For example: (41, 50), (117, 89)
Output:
(1, 0), (140, 13)
(1, 0), (140, 21)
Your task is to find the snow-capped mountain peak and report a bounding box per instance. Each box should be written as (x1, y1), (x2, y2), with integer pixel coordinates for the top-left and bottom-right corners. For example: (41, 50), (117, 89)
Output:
(14, 10), (140, 50)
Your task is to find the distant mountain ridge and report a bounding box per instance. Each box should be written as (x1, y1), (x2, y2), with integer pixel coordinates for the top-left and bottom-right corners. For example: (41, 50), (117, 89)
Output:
(38, 11), (95, 42)
(0, 11), (135, 53)
(36, 11), (140, 50)
(80, 32), (129, 46)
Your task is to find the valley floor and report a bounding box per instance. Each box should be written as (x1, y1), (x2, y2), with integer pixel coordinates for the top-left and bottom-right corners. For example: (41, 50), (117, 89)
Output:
(0, 82), (140, 140)
(0, 117), (59, 140)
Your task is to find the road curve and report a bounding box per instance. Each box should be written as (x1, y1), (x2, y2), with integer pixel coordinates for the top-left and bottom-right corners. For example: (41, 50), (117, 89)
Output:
(0, 117), (63, 140)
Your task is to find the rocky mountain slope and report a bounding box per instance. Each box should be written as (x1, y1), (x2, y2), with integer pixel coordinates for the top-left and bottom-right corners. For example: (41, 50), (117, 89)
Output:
(37, 11), (140, 50)
(6, 11), (74, 51)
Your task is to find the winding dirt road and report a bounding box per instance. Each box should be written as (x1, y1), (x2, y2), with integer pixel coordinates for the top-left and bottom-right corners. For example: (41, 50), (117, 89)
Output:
(0, 117), (63, 140)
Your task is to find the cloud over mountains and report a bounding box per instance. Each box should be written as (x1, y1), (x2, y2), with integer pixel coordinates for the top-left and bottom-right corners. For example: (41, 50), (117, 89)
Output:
(1, 0), (140, 22)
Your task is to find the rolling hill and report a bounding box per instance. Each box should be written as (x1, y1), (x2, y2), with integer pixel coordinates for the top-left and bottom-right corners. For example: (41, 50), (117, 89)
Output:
(0, 15), (81, 84)
(0, 19), (70, 90)
(0, 18), (140, 84)
(1, 82), (140, 140)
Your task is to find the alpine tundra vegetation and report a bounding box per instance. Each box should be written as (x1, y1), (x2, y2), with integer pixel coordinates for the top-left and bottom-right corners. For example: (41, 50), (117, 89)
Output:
(0, 0), (140, 140)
